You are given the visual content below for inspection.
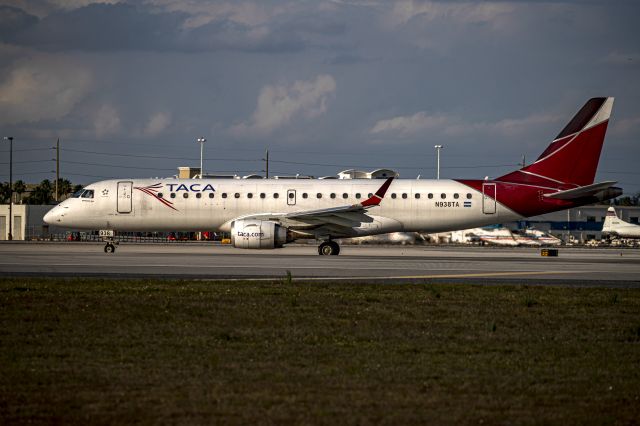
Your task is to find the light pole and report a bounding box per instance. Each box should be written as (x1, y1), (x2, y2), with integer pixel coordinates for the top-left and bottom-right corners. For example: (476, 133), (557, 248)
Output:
(3, 136), (13, 240)
(434, 145), (443, 180)
(197, 137), (206, 179)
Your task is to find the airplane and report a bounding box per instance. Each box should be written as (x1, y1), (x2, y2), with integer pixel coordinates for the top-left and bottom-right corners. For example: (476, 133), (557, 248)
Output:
(601, 206), (640, 239)
(451, 225), (522, 246)
(44, 97), (622, 255)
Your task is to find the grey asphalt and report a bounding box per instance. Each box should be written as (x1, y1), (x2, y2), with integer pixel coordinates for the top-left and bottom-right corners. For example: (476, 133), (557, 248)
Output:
(1, 242), (639, 287)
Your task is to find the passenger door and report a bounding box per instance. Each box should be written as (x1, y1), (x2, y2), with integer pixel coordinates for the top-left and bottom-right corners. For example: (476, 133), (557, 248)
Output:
(117, 181), (133, 214)
(482, 183), (496, 214)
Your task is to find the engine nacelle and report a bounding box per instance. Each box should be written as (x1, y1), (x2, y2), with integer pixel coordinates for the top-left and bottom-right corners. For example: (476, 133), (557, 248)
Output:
(231, 219), (289, 249)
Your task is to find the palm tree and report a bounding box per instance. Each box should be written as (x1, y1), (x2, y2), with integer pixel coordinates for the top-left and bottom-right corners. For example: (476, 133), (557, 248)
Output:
(13, 180), (26, 204)
(56, 178), (73, 199)
(26, 180), (54, 205)
(0, 182), (10, 204)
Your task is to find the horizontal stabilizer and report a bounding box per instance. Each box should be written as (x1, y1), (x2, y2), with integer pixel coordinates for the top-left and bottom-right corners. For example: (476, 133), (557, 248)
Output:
(544, 181), (618, 200)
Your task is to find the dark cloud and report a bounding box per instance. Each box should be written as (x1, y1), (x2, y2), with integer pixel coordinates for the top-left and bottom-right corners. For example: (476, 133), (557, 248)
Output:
(0, 2), (345, 53)
(0, 0), (638, 192)
(0, 5), (38, 39)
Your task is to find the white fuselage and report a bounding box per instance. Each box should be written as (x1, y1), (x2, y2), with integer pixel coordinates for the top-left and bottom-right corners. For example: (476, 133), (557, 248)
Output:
(45, 178), (522, 237)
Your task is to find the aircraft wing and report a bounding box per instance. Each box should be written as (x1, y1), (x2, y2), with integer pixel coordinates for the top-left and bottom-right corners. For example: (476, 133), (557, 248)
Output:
(544, 181), (619, 200)
(233, 177), (394, 237)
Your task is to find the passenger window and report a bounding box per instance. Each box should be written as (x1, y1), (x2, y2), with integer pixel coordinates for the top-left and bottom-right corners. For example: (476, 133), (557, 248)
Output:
(183, 193), (189, 199)
(82, 190), (94, 199)
(342, 193), (348, 199)
(415, 193), (420, 199)
(466, 193), (472, 199)
(170, 193), (176, 199)
(302, 193), (308, 199)
(196, 193), (202, 199)
(391, 193), (397, 199)
(158, 193), (164, 198)
(441, 193), (446, 199)
(209, 193), (214, 199)
(330, 193), (336, 199)
(368, 193), (373, 198)
(402, 193), (407, 199)
(317, 193), (323, 199)
(234, 193), (240, 198)
(247, 193), (253, 198)
(355, 193), (361, 199)
(453, 193), (459, 199)
(222, 193), (227, 199)
(289, 192), (294, 199)
(274, 193), (279, 199)
(428, 193), (433, 199)
(260, 193), (266, 199)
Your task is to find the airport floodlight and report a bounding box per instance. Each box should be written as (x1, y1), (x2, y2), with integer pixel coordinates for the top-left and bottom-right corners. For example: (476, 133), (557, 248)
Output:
(196, 137), (206, 179)
(3, 136), (14, 240)
(434, 145), (443, 180)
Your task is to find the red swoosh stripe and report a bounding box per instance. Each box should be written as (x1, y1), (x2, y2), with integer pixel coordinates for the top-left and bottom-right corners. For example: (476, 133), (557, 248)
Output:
(135, 186), (178, 211)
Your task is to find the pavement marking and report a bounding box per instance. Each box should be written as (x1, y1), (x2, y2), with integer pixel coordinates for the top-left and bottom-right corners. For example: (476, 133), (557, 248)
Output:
(191, 270), (583, 282)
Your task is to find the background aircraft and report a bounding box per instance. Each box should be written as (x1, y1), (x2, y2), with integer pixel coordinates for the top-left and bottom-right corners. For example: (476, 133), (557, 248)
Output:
(602, 207), (640, 239)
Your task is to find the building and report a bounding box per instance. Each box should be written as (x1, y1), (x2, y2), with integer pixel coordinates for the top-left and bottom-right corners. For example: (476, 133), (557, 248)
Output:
(506, 205), (640, 242)
(337, 169), (399, 179)
(0, 204), (64, 240)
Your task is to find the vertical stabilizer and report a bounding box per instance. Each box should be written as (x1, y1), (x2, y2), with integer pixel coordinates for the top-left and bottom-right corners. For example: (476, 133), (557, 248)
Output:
(602, 207), (620, 233)
(497, 98), (614, 188)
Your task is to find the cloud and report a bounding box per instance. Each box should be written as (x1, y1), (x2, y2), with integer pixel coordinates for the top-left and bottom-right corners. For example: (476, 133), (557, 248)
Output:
(231, 74), (336, 137)
(0, 2), (343, 53)
(151, 1), (295, 29)
(611, 115), (640, 137)
(370, 111), (448, 137)
(143, 111), (172, 136)
(0, 55), (92, 125)
(388, 0), (515, 28)
(370, 110), (561, 141)
(94, 104), (121, 137)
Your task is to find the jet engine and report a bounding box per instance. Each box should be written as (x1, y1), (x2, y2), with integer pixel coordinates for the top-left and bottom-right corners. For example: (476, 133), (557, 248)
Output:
(231, 219), (289, 249)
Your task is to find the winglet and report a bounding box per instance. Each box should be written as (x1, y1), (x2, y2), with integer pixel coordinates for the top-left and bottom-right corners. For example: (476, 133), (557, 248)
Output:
(361, 177), (394, 208)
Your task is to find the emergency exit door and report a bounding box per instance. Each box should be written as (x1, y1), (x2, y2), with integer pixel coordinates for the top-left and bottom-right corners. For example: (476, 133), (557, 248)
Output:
(117, 181), (133, 213)
(482, 183), (496, 214)
(287, 189), (296, 206)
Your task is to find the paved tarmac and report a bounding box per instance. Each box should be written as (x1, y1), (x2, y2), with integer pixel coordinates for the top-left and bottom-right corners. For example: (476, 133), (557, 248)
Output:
(1, 242), (639, 287)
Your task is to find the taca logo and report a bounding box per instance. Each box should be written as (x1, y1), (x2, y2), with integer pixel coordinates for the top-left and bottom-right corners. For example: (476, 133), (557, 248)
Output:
(237, 232), (265, 238)
(166, 183), (215, 192)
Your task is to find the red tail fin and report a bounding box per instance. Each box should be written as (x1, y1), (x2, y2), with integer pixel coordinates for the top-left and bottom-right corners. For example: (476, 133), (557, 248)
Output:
(497, 97), (613, 189)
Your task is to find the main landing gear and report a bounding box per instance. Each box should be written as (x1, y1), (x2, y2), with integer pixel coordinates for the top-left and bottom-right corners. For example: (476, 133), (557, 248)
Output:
(318, 240), (340, 256)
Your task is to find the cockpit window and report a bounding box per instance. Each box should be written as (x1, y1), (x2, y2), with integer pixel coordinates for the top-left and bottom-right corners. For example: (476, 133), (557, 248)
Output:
(72, 188), (95, 198)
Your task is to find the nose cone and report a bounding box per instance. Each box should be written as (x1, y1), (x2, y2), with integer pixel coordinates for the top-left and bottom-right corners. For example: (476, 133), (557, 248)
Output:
(44, 207), (59, 225)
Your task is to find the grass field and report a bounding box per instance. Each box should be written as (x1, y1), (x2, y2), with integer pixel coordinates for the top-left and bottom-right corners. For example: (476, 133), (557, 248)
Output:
(1, 277), (639, 425)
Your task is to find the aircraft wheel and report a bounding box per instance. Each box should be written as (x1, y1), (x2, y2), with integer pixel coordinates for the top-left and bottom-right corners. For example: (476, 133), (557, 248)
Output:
(318, 241), (340, 256)
(104, 243), (116, 254)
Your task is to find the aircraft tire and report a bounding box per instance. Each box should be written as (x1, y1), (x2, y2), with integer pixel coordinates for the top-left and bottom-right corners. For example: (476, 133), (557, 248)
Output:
(104, 243), (116, 254)
(318, 241), (340, 256)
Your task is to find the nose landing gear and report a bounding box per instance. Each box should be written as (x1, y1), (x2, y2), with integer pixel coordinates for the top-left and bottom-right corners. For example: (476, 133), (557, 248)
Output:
(104, 243), (116, 253)
(318, 240), (340, 256)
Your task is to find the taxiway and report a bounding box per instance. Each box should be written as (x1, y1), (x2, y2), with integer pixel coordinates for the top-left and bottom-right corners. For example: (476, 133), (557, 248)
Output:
(1, 243), (638, 287)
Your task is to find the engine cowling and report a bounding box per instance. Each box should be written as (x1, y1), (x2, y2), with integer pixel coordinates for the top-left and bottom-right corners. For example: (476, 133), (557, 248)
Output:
(231, 219), (289, 249)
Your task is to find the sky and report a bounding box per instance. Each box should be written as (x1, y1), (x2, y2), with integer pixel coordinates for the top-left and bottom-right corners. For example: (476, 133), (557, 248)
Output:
(0, 0), (639, 194)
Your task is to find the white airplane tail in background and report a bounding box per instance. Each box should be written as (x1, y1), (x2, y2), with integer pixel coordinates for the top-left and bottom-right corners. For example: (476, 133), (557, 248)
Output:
(602, 207), (640, 239)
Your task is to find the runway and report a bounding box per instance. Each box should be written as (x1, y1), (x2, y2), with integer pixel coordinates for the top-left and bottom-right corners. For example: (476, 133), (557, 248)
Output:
(1, 242), (639, 287)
